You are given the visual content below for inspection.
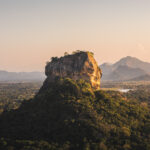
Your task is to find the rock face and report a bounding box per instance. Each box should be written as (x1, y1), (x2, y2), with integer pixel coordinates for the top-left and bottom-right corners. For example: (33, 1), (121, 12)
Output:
(45, 51), (102, 89)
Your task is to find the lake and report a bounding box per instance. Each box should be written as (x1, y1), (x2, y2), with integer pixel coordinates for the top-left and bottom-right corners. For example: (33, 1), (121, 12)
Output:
(118, 89), (131, 93)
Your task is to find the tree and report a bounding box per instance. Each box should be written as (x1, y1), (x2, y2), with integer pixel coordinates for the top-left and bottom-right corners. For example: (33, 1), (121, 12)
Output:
(51, 57), (58, 62)
(64, 52), (69, 56)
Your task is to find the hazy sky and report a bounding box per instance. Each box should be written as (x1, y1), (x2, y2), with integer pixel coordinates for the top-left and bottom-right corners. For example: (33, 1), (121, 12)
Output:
(1, 0), (150, 71)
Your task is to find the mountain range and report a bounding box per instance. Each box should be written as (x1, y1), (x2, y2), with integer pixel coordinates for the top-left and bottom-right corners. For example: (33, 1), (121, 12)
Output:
(0, 71), (45, 82)
(1, 56), (150, 82)
(0, 52), (150, 149)
(100, 56), (150, 81)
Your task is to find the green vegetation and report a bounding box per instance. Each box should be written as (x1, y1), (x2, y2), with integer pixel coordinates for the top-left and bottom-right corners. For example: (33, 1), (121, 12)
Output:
(51, 57), (59, 62)
(0, 83), (41, 113)
(0, 79), (150, 149)
(101, 81), (150, 106)
(72, 50), (94, 56)
(101, 81), (150, 89)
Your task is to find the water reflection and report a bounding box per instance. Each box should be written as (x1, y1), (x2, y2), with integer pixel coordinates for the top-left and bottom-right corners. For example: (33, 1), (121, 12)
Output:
(118, 89), (131, 93)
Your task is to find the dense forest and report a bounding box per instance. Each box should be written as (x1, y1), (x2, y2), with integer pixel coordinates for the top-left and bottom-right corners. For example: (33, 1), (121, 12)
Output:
(0, 79), (150, 150)
(0, 83), (42, 113)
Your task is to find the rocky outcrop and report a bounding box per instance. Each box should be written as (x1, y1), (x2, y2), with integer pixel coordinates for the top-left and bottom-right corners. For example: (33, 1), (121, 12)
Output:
(45, 51), (102, 89)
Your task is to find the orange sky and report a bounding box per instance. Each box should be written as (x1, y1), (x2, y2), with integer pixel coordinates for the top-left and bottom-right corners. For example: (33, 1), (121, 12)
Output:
(0, 0), (150, 71)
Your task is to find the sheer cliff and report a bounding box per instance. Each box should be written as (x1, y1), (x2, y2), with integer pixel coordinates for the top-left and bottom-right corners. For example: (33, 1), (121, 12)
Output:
(45, 51), (102, 89)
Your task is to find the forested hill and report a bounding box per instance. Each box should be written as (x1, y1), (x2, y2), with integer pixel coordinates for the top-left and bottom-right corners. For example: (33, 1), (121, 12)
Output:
(0, 78), (150, 150)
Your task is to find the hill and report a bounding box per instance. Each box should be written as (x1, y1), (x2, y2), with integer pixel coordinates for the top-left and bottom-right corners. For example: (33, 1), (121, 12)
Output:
(0, 78), (150, 149)
(101, 56), (150, 81)
(113, 56), (150, 72)
(0, 51), (150, 150)
(102, 65), (146, 81)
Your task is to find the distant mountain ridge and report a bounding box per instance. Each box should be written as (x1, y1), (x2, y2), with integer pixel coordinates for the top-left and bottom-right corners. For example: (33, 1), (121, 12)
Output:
(0, 71), (45, 82)
(1, 56), (150, 82)
(100, 56), (150, 81)
(129, 74), (150, 81)
(113, 56), (150, 73)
